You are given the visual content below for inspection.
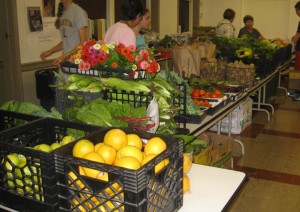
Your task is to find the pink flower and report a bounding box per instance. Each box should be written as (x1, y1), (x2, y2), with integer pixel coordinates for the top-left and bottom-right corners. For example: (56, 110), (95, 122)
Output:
(140, 60), (150, 69)
(78, 61), (90, 70)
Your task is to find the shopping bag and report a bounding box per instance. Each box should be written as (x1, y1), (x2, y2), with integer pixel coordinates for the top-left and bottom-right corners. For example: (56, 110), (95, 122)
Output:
(171, 44), (202, 77)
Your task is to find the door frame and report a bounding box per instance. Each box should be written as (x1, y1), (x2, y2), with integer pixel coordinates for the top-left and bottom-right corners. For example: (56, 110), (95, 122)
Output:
(0, 0), (23, 104)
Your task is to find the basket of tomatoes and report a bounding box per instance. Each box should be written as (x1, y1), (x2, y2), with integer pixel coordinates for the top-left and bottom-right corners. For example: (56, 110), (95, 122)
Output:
(190, 88), (229, 115)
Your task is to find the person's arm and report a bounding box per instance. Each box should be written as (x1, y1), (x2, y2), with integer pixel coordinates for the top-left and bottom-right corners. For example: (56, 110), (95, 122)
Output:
(292, 32), (300, 44)
(53, 26), (88, 66)
(40, 42), (63, 60)
(258, 35), (266, 41)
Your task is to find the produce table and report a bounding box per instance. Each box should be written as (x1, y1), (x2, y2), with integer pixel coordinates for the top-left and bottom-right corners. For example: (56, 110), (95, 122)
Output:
(180, 164), (246, 212)
(187, 57), (294, 137)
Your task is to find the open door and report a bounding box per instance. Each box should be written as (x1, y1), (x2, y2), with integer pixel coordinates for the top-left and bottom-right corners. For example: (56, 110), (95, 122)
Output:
(179, 0), (190, 33)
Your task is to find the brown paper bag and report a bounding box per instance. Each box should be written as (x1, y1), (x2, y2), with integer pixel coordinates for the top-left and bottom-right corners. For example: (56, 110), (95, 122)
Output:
(171, 45), (202, 77)
(199, 42), (216, 59)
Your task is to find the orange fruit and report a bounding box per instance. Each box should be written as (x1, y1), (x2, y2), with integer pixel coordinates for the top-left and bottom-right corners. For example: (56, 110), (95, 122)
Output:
(73, 139), (94, 158)
(67, 171), (85, 190)
(117, 145), (143, 164)
(96, 144), (117, 165)
(94, 142), (105, 152)
(71, 198), (90, 211)
(183, 153), (192, 174)
(82, 152), (105, 179)
(104, 182), (121, 196)
(144, 137), (167, 156)
(141, 154), (165, 173)
(103, 129), (128, 151)
(126, 134), (143, 150)
(164, 158), (170, 166)
(183, 174), (190, 193)
(114, 156), (141, 170)
(98, 171), (108, 181)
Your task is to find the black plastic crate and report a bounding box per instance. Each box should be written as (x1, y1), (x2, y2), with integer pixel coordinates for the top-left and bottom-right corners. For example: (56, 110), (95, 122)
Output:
(0, 110), (41, 132)
(0, 118), (102, 211)
(104, 89), (153, 108)
(55, 88), (105, 113)
(60, 61), (146, 80)
(55, 128), (184, 212)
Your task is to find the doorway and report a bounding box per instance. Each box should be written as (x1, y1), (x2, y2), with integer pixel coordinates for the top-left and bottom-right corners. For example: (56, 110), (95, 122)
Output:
(179, 0), (190, 33)
(0, 0), (23, 105)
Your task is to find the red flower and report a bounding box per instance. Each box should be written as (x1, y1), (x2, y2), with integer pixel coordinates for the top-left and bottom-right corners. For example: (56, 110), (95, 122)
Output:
(111, 62), (118, 68)
(120, 47), (131, 56)
(126, 54), (135, 62)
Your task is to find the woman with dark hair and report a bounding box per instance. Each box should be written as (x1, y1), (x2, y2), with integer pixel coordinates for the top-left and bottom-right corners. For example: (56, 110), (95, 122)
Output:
(133, 9), (151, 50)
(292, 1), (300, 71)
(215, 8), (236, 38)
(104, 0), (145, 48)
(238, 15), (265, 40)
(40, 0), (88, 66)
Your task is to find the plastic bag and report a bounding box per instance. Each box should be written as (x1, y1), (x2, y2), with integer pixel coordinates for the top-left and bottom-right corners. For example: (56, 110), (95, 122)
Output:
(146, 97), (159, 133)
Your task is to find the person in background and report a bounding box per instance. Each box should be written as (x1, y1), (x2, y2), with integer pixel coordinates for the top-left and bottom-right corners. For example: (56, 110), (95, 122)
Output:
(215, 8), (236, 38)
(104, 0), (145, 48)
(292, 1), (300, 71)
(238, 15), (265, 40)
(40, 0), (88, 66)
(133, 9), (151, 50)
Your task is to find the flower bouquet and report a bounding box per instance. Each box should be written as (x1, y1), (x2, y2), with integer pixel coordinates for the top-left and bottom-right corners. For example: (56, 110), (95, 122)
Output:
(61, 39), (160, 79)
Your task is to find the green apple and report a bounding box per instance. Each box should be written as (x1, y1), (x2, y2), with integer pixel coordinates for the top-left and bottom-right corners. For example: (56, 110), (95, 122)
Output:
(5, 154), (19, 171)
(36, 144), (52, 152)
(33, 145), (40, 150)
(61, 135), (75, 145)
(17, 154), (27, 168)
(50, 142), (61, 150)
(35, 193), (44, 201)
(7, 180), (15, 189)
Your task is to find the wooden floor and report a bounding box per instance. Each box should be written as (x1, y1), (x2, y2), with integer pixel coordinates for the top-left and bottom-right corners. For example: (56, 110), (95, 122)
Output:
(227, 74), (300, 212)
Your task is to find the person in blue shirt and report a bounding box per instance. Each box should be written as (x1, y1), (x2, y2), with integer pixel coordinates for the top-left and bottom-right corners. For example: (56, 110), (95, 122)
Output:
(133, 9), (151, 50)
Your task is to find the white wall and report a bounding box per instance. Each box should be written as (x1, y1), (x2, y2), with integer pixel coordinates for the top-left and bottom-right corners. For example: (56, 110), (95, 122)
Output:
(200, 0), (299, 41)
(158, 0), (179, 37)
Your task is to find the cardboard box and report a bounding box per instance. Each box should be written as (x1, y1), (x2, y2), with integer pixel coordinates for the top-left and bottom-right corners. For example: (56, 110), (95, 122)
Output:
(209, 132), (233, 164)
(288, 79), (300, 90)
(193, 133), (213, 165)
(289, 70), (300, 79)
(211, 153), (232, 169)
(210, 97), (253, 134)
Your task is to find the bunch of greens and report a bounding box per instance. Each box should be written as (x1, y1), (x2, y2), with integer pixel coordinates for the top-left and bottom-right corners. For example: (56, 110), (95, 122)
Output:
(63, 98), (147, 128)
(0, 100), (62, 119)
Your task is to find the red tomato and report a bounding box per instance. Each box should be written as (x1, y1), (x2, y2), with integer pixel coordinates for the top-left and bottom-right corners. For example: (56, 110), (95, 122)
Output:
(191, 89), (201, 98)
(214, 89), (221, 95)
(199, 89), (206, 96)
(210, 93), (218, 98)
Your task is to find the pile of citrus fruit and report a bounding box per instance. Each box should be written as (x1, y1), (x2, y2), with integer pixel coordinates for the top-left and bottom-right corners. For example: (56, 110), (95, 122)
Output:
(183, 153), (192, 194)
(72, 128), (169, 176)
(68, 128), (170, 211)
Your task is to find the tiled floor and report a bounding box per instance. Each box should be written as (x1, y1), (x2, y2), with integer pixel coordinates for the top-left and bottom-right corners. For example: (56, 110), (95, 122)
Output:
(227, 87), (300, 211)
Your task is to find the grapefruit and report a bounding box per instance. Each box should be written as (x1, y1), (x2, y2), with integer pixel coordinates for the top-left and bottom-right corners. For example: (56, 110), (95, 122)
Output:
(117, 145), (143, 164)
(126, 134), (143, 150)
(96, 144), (117, 165)
(183, 154), (192, 174)
(183, 174), (190, 193)
(144, 137), (167, 156)
(103, 129), (127, 151)
(82, 152), (105, 179)
(72, 139), (94, 158)
(114, 156), (141, 170)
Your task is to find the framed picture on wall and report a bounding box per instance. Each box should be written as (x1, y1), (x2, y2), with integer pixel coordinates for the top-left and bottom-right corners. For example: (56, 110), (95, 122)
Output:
(42, 0), (55, 17)
(27, 7), (43, 32)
